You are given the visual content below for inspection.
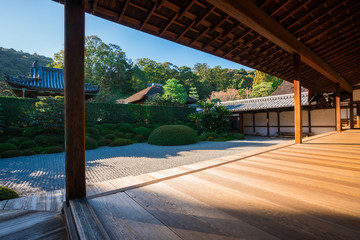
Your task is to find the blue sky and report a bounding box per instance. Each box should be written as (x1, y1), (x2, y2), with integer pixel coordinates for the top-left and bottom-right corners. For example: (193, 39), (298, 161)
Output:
(0, 0), (251, 70)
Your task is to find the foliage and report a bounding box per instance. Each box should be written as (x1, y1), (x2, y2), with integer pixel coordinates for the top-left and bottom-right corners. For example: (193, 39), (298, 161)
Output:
(135, 134), (145, 142)
(22, 128), (38, 137)
(29, 97), (64, 131)
(85, 136), (98, 150)
(0, 143), (17, 153)
(250, 82), (273, 98)
(189, 101), (232, 134)
(4, 126), (23, 136)
(144, 93), (164, 106)
(48, 50), (64, 68)
(0, 97), (36, 126)
(22, 150), (36, 156)
(134, 127), (152, 139)
(34, 135), (62, 147)
(19, 140), (37, 150)
(118, 123), (134, 133)
(210, 89), (240, 102)
(233, 133), (245, 140)
(189, 86), (199, 100)
(0, 186), (19, 200)
(162, 79), (187, 105)
(104, 134), (116, 141)
(124, 133), (134, 139)
(109, 138), (132, 147)
(6, 138), (20, 146)
(85, 127), (101, 140)
(1, 150), (22, 158)
(148, 125), (197, 146)
(45, 146), (64, 154)
(97, 138), (112, 146)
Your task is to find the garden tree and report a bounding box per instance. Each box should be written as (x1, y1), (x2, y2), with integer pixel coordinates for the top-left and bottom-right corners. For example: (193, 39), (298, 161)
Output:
(252, 70), (268, 87)
(144, 93), (164, 106)
(129, 65), (148, 93)
(176, 66), (198, 92)
(189, 86), (199, 100)
(189, 100), (231, 133)
(48, 50), (64, 69)
(210, 89), (240, 102)
(250, 82), (273, 98)
(162, 78), (187, 105)
(136, 58), (168, 84)
(192, 63), (214, 99)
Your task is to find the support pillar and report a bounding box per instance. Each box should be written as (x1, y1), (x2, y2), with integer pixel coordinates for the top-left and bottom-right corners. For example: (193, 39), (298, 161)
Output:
(239, 113), (244, 133)
(349, 96), (354, 129)
(336, 83), (341, 133)
(266, 112), (270, 137)
(277, 111), (280, 136)
(308, 108), (312, 133)
(357, 104), (360, 128)
(252, 113), (255, 134)
(293, 53), (302, 144)
(65, 0), (86, 203)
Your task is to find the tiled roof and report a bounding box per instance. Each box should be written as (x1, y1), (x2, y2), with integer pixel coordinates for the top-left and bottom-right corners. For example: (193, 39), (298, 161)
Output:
(221, 92), (309, 112)
(5, 64), (99, 92)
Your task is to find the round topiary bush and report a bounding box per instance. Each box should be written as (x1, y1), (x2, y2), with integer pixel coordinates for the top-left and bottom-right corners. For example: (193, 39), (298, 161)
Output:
(115, 132), (125, 138)
(109, 138), (132, 147)
(0, 186), (19, 201)
(22, 150), (36, 156)
(93, 125), (103, 132)
(6, 138), (20, 146)
(45, 146), (64, 154)
(134, 127), (152, 139)
(4, 126), (23, 136)
(119, 123), (134, 133)
(148, 125), (197, 146)
(85, 136), (98, 150)
(30, 146), (44, 153)
(15, 137), (31, 143)
(22, 128), (38, 138)
(19, 140), (37, 150)
(135, 134), (145, 142)
(0, 136), (10, 143)
(0, 143), (18, 153)
(34, 135), (60, 147)
(102, 123), (117, 130)
(85, 127), (101, 140)
(104, 134), (116, 141)
(97, 138), (112, 146)
(124, 133), (134, 139)
(1, 150), (22, 158)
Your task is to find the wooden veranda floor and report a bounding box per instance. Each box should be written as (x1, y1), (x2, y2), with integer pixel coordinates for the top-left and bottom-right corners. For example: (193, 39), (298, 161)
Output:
(65, 130), (360, 240)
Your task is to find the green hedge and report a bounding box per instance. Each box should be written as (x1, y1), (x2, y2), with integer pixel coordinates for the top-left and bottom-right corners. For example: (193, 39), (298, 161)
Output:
(0, 97), (196, 126)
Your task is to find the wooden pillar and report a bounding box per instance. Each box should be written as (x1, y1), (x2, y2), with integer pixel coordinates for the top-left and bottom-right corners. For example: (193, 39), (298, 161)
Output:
(357, 104), (360, 128)
(277, 111), (280, 136)
(308, 108), (311, 133)
(239, 113), (244, 133)
(266, 111), (270, 137)
(336, 83), (341, 133)
(293, 53), (302, 144)
(349, 96), (354, 129)
(252, 113), (255, 134)
(65, 0), (86, 203)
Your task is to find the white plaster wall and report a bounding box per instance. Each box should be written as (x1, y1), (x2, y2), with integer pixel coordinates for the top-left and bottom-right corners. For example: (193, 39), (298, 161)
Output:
(310, 109), (335, 135)
(243, 113), (254, 135)
(269, 112), (278, 136)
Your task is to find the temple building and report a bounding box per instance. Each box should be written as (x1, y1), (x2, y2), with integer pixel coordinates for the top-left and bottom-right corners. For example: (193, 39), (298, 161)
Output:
(5, 61), (99, 100)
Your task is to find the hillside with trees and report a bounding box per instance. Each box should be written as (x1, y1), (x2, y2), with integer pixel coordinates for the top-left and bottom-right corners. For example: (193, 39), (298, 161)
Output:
(0, 35), (283, 101)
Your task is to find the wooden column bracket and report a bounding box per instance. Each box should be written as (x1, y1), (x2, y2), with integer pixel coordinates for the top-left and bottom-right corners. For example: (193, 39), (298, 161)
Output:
(293, 53), (302, 144)
(64, 0), (86, 203)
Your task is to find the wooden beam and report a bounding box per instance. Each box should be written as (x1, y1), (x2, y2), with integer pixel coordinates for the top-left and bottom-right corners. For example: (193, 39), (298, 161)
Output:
(206, 0), (353, 92)
(336, 83), (341, 133)
(293, 54), (302, 144)
(349, 96), (354, 129)
(64, 0), (86, 203)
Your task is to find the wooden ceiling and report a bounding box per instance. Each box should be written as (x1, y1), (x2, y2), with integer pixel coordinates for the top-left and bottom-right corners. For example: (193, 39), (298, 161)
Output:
(53, 0), (360, 93)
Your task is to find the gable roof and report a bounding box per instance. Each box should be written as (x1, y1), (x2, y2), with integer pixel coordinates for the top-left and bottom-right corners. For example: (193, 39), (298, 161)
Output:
(221, 92), (309, 112)
(271, 81), (307, 96)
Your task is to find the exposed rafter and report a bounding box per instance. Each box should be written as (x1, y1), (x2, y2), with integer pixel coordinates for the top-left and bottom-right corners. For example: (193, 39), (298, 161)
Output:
(207, 0), (353, 92)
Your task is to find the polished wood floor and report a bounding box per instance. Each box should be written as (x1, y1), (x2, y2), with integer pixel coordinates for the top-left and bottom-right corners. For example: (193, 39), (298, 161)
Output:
(67, 130), (360, 240)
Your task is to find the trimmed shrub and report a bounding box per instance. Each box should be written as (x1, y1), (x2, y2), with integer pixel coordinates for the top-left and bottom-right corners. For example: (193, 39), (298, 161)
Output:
(97, 138), (112, 146)
(101, 130), (114, 135)
(115, 132), (125, 138)
(19, 140), (37, 150)
(148, 125), (197, 146)
(85, 137), (98, 150)
(22, 128), (38, 137)
(197, 136), (207, 141)
(233, 133), (245, 140)
(0, 136), (9, 143)
(22, 150), (36, 156)
(4, 126), (23, 136)
(93, 125), (103, 132)
(135, 134), (145, 142)
(45, 146), (64, 154)
(6, 138), (20, 146)
(134, 127), (152, 139)
(85, 127), (101, 140)
(109, 138), (132, 147)
(119, 123), (134, 133)
(124, 133), (134, 139)
(15, 137), (31, 143)
(1, 150), (22, 158)
(214, 136), (234, 141)
(30, 146), (44, 153)
(0, 186), (19, 201)
(208, 136), (214, 141)
(0, 143), (17, 153)
(202, 132), (219, 138)
(102, 123), (117, 130)
(104, 134), (116, 141)
(34, 135), (60, 147)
